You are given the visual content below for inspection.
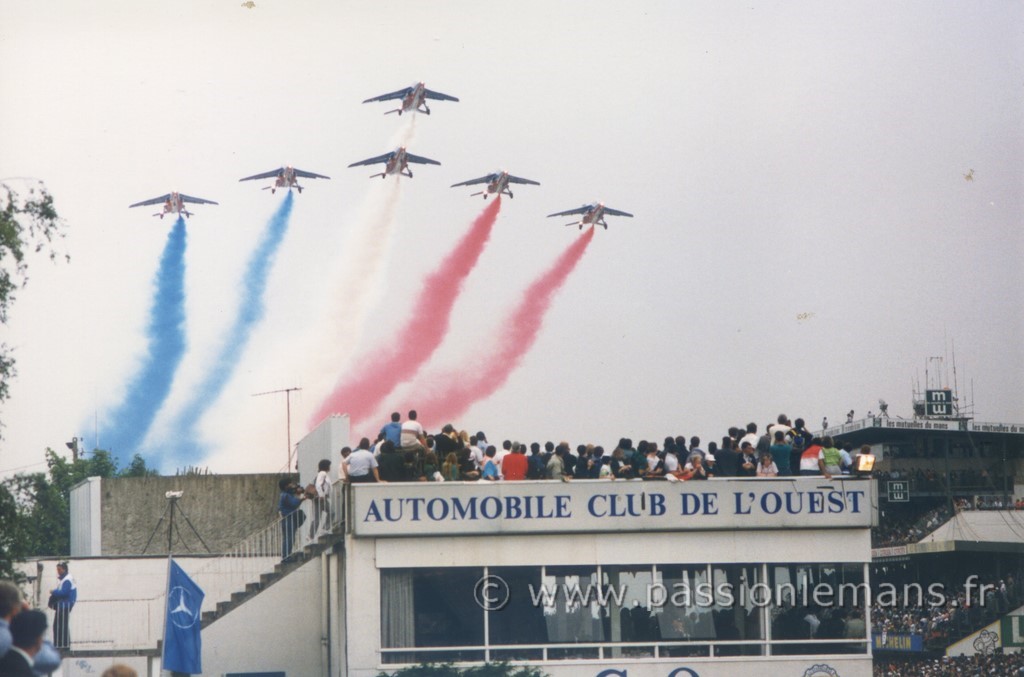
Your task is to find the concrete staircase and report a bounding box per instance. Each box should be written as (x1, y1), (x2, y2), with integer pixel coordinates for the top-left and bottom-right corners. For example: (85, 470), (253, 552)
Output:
(200, 529), (344, 628)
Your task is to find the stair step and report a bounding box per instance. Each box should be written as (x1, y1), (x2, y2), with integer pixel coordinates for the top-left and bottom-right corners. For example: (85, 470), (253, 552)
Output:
(202, 527), (345, 629)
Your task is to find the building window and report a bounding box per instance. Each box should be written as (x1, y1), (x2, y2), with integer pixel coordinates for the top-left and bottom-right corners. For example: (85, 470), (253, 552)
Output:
(381, 567), (484, 663)
(380, 562), (868, 664)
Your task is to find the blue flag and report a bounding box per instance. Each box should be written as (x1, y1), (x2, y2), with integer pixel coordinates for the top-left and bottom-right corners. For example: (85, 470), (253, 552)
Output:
(163, 558), (204, 674)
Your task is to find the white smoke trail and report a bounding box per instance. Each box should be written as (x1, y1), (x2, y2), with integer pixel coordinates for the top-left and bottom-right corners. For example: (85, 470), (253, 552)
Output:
(191, 117), (416, 471)
(299, 117), (417, 424)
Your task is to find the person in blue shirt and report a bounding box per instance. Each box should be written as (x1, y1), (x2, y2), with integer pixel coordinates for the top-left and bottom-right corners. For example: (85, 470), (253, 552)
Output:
(379, 412), (402, 447)
(278, 479), (306, 562)
(49, 563), (76, 649)
(482, 446), (500, 481)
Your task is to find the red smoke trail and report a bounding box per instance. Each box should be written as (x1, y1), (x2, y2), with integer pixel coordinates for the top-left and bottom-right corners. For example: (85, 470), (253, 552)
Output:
(310, 198), (503, 427)
(404, 227), (595, 430)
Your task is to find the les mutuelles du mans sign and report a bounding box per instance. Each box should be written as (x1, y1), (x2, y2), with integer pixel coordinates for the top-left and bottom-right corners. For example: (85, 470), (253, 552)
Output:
(350, 478), (877, 537)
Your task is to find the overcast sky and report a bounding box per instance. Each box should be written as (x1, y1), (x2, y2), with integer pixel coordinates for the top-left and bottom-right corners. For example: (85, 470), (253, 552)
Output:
(1, 1), (1021, 477)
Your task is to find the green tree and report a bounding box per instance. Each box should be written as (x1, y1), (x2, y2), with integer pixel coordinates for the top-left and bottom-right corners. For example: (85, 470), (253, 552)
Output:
(0, 180), (67, 425)
(0, 447), (158, 574)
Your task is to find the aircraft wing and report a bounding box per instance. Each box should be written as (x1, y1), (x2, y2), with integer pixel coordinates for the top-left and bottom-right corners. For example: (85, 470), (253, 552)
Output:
(450, 174), (496, 188)
(405, 153), (441, 166)
(423, 88), (459, 102)
(348, 153), (394, 168)
(239, 168), (285, 182)
(547, 206), (592, 218)
(179, 194), (219, 205)
(507, 175), (541, 186)
(129, 194), (172, 208)
(603, 207), (634, 217)
(362, 87), (412, 104)
(293, 168), (331, 179)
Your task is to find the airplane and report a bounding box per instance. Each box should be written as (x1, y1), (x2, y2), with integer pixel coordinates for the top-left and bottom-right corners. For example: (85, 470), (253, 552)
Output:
(547, 202), (634, 229)
(129, 192), (218, 219)
(239, 166), (330, 193)
(362, 82), (459, 116)
(348, 147), (441, 179)
(450, 171), (540, 199)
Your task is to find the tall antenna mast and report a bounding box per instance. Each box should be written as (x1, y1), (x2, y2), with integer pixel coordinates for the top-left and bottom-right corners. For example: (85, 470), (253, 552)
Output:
(252, 387), (302, 470)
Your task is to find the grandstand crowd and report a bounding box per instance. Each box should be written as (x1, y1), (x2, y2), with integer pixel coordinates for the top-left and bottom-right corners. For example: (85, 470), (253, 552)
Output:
(341, 411), (870, 483)
(874, 653), (1024, 676)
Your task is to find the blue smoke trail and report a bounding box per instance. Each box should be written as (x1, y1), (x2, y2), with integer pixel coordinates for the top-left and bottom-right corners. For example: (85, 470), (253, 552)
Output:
(102, 216), (188, 458)
(168, 192), (294, 466)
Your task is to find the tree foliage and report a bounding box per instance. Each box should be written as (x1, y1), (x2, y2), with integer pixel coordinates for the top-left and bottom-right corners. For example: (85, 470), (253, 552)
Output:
(0, 180), (67, 418)
(0, 447), (157, 578)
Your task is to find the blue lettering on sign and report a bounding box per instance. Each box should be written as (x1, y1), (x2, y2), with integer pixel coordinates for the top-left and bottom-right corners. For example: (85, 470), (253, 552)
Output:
(680, 492), (718, 516)
(732, 489), (866, 518)
(587, 493), (663, 518)
(362, 495), (575, 522)
(362, 487), (867, 524)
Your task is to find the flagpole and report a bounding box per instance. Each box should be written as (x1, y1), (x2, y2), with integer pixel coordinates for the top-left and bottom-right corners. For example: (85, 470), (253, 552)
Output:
(161, 555), (172, 669)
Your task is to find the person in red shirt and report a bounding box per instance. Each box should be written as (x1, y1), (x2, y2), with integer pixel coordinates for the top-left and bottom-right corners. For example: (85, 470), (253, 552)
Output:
(799, 437), (825, 476)
(501, 442), (529, 480)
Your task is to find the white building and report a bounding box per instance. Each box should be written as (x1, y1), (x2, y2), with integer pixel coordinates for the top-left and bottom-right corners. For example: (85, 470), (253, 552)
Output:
(35, 417), (876, 677)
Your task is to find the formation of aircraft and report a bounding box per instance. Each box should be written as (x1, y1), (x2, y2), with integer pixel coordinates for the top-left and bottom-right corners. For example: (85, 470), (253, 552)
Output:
(450, 171), (540, 199)
(239, 166), (330, 193)
(547, 202), (634, 229)
(348, 146), (441, 179)
(129, 83), (635, 229)
(129, 192), (218, 219)
(362, 82), (459, 116)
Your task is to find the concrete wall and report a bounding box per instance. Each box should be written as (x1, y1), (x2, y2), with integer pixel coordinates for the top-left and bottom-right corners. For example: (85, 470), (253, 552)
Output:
(16, 555), (276, 653)
(70, 477), (101, 557)
(93, 474), (289, 555)
(296, 414), (349, 487)
(202, 556), (327, 676)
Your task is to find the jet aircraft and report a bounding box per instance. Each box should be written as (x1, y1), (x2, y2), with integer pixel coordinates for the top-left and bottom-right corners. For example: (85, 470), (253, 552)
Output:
(362, 82), (459, 116)
(129, 192), (218, 219)
(547, 202), (634, 229)
(450, 171), (540, 199)
(348, 147), (441, 179)
(239, 166), (330, 193)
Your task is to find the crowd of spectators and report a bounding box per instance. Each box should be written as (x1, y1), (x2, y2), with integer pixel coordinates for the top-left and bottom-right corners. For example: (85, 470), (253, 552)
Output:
(872, 494), (1024, 548)
(875, 467), (1013, 493)
(871, 573), (1023, 648)
(872, 505), (954, 548)
(874, 653), (1024, 676)
(342, 411), (869, 484)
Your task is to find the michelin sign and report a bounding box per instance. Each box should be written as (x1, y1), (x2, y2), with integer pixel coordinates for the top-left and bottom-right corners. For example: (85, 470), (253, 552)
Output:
(351, 478), (876, 537)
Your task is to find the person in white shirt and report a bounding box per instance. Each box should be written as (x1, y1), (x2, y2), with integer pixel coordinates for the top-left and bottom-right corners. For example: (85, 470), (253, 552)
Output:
(399, 410), (426, 452)
(310, 459), (332, 537)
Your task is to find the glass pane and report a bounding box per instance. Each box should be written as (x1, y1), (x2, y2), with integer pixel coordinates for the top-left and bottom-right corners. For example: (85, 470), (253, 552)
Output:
(380, 568), (484, 649)
(540, 565), (606, 643)
(711, 564), (765, 656)
(603, 565), (657, 657)
(382, 649), (485, 664)
(654, 564), (716, 640)
(488, 566), (549, 646)
(768, 563), (868, 655)
(548, 647), (600, 660)
(489, 648), (543, 662)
